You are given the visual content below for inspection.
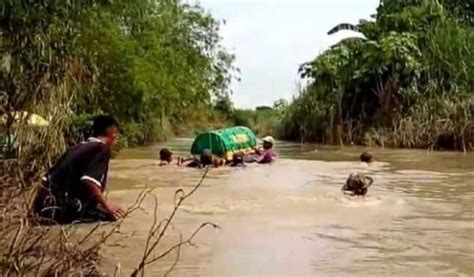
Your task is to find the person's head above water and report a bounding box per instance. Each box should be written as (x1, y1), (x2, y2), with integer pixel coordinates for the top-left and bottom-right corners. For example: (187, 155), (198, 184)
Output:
(212, 157), (225, 168)
(92, 115), (119, 146)
(200, 149), (213, 166)
(342, 173), (373, 196)
(230, 152), (245, 166)
(360, 151), (373, 163)
(233, 152), (244, 163)
(262, 136), (274, 150)
(159, 148), (173, 163)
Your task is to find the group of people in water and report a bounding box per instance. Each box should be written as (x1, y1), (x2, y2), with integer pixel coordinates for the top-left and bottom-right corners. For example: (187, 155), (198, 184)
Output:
(30, 115), (374, 225)
(157, 135), (276, 168)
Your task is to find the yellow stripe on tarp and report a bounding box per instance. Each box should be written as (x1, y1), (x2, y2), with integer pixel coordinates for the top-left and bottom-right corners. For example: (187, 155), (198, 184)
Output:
(196, 147), (256, 162)
(222, 147), (256, 161)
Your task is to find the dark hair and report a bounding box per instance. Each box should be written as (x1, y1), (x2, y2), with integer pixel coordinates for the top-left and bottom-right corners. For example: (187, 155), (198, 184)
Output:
(263, 141), (273, 150)
(232, 152), (244, 164)
(360, 151), (373, 163)
(159, 148), (173, 162)
(92, 115), (119, 137)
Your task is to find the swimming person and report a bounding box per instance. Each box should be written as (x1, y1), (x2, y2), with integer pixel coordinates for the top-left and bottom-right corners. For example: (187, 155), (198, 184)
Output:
(180, 148), (214, 168)
(212, 157), (225, 168)
(230, 152), (245, 167)
(253, 136), (276, 164)
(31, 115), (124, 224)
(158, 148), (173, 166)
(360, 151), (373, 164)
(341, 173), (373, 196)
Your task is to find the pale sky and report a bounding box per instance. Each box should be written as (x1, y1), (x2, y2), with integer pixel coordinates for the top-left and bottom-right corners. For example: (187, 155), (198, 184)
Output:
(198, 0), (379, 108)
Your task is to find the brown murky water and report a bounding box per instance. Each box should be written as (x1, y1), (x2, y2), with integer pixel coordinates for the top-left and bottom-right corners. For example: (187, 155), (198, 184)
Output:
(101, 139), (474, 276)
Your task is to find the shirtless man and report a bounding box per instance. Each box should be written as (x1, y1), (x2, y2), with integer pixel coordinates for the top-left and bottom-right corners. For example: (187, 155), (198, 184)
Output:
(158, 148), (173, 166)
(341, 173), (373, 196)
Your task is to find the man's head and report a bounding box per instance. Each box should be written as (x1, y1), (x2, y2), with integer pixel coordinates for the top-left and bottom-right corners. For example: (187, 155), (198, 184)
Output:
(360, 151), (373, 163)
(232, 152), (244, 164)
(262, 136), (274, 150)
(343, 173), (373, 196)
(200, 149), (213, 166)
(159, 148), (173, 163)
(213, 158), (225, 168)
(92, 115), (119, 146)
(232, 152), (244, 163)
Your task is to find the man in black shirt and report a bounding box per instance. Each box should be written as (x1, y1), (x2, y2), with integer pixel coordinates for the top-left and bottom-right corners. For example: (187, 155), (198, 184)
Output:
(32, 115), (124, 224)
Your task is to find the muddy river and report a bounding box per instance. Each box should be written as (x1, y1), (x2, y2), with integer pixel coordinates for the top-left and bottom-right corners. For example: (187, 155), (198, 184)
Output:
(99, 139), (474, 276)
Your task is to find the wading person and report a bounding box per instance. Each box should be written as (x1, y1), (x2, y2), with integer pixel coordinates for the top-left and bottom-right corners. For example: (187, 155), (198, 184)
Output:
(253, 136), (276, 164)
(360, 151), (373, 164)
(158, 148), (173, 166)
(212, 157), (225, 168)
(341, 173), (373, 196)
(230, 152), (245, 167)
(179, 148), (214, 168)
(31, 115), (124, 224)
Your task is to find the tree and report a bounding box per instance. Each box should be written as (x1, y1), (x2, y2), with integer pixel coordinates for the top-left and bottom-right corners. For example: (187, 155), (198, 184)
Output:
(278, 0), (474, 150)
(273, 99), (288, 111)
(1, 0), (236, 148)
(213, 94), (234, 117)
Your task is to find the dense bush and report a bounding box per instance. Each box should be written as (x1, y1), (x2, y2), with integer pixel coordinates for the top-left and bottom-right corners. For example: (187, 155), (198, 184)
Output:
(1, 0), (236, 159)
(277, 0), (474, 151)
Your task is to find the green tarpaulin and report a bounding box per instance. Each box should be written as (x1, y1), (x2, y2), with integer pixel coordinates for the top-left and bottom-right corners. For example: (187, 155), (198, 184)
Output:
(191, 126), (257, 161)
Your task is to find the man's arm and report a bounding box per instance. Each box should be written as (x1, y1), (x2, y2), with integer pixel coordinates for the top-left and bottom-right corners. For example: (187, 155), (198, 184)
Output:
(84, 180), (124, 220)
(252, 145), (263, 155)
(256, 154), (265, 164)
(257, 150), (273, 164)
(80, 145), (124, 219)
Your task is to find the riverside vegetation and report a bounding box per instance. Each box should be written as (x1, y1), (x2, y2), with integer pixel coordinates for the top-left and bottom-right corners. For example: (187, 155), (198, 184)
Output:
(277, 0), (474, 151)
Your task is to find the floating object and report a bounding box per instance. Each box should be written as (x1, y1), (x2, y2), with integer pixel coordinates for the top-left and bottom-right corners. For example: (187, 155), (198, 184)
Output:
(191, 126), (257, 161)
